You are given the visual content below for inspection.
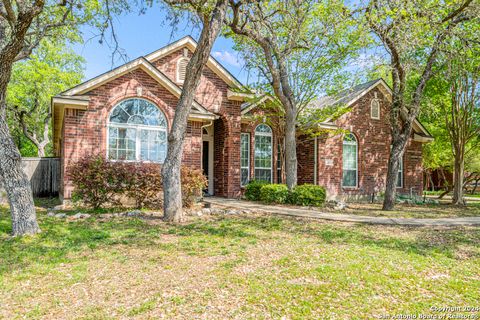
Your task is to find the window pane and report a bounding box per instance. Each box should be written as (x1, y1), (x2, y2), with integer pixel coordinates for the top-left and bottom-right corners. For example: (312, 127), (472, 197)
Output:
(255, 169), (271, 182)
(240, 133), (250, 186)
(140, 129), (167, 163)
(397, 158), (403, 188)
(109, 98), (167, 128)
(342, 170), (357, 187)
(254, 125), (272, 183)
(241, 168), (249, 186)
(108, 127), (136, 160)
(342, 134), (357, 187)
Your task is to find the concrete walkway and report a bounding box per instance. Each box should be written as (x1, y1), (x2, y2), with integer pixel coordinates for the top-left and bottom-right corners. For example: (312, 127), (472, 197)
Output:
(204, 197), (480, 227)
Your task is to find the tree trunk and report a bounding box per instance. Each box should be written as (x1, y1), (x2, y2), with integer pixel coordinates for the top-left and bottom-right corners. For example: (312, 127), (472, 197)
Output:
(162, 0), (228, 222)
(382, 136), (406, 210)
(284, 106), (297, 190)
(0, 105), (39, 236)
(452, 152), (465, 205)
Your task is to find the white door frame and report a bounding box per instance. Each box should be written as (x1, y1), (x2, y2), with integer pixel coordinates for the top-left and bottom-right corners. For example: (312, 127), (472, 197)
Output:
(202, 125), (214, 195)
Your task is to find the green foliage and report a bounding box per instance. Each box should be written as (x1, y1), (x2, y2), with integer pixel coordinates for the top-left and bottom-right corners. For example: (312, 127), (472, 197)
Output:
(70, 155), (123, 209)
(226, 0), (366, 129)
(70, 155), (207, 209)
(290, 184), (326, 207)
(181, 167), (208, 208)
(245, 180), (269, 201)
(259, 184), (289, 204)
(6, 40), (84, 156)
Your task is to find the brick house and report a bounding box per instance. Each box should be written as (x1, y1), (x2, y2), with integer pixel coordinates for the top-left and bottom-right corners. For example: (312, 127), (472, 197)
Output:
(52, 36), (433, 201)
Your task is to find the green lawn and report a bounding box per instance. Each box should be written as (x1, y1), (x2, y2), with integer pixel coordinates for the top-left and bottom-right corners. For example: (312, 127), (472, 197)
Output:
(1, 204), (479, 319)
(324, 202), (480, 218)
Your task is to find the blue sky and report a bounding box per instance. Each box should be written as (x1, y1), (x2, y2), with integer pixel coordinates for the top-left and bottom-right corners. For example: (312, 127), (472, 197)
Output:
(73, 5), (248, 83)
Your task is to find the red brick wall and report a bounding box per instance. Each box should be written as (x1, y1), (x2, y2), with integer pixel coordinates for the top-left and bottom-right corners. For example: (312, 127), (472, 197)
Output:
(304, 86), (424, 199)
(297, 136), (315, 185)
(60, 46), (243, 199)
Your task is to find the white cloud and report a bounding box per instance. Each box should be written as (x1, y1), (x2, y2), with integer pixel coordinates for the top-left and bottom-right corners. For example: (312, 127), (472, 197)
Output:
(212, 50), (243, 68)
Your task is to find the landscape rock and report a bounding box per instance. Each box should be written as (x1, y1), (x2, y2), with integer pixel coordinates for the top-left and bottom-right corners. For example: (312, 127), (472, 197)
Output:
(54, 213), (67, 218)
(125, 210), (142, 217)
(226, 209), (239, 215)
(326, 200), (347, 210)
(47, 211), (56, 217)
(72, 213), (91, 219)
(201, 208), (211, 215)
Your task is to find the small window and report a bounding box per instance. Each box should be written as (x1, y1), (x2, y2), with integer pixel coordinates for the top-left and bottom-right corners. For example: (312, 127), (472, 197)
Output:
(176, 57), (189, 83)
(240, 133), (250, 186)
(371, 99), (380, 119)
(370, 99), (380, 119)
(254, 124), (273, 182)
(397, 155), (403, 188)
(342, 133), (358, 187)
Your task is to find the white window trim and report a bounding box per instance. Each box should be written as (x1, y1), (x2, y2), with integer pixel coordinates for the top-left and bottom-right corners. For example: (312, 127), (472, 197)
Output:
(176, 57), (189, 84)
(342, 134), (358, 188)
(371, 99), (380, 120)
(240, 133), (250, 186)
(106, 99), (168, 163)
(254, 124), (273, 183)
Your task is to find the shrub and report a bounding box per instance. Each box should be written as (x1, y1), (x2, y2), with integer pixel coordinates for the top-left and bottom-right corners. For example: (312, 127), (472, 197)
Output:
(290, 184), (326, 207)
(181, 167), (208, 207)
(71, 155), (206, 209)
(123, 163), (163, 209)
(70, 154), (123, 208)
(260, 184), (289, 204)
(245, 180), (268, 201)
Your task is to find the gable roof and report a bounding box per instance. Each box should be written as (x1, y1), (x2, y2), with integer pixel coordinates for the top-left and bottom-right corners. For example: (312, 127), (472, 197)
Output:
(56, 57), (214, 118)
(145, 36), (243, 89)
(309, 78), (433, 140)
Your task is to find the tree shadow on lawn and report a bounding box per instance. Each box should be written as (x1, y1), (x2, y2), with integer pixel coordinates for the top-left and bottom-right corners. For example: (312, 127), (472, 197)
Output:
(0, 206), (479, 278)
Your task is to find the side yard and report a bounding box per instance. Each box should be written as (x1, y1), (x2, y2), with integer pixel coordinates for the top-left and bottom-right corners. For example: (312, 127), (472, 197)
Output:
(1, 203), (479, 319)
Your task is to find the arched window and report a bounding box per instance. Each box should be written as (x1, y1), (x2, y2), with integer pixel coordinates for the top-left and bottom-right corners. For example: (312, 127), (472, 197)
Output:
(371, 99), (380, 119)
(177, 57), (189, 83)
(342, 133), (358, 187)
(108, 98), (168, 162)
(254, 124), (272, 182)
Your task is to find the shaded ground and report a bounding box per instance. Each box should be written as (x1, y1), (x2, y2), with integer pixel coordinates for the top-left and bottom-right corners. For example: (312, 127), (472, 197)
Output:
(1, 203), (479, 319)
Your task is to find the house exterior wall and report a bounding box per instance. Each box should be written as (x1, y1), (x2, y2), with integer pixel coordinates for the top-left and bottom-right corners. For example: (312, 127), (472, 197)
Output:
(297, 86), (424, 199)
(59, 46), (243, 199)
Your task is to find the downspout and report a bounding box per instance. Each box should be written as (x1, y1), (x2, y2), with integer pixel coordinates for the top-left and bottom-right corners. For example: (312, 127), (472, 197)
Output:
(201, 120), (214, 131)
(314, 137), (318, 185)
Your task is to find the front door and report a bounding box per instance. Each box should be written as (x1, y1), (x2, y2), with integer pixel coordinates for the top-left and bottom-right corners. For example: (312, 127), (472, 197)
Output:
(202, 126), (214, 195)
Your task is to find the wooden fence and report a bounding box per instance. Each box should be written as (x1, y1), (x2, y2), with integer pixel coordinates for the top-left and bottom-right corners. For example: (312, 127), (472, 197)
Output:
(0, 157), (60, 198)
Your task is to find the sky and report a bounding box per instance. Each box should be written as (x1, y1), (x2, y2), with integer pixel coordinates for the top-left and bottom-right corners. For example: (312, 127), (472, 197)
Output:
(72, 5), (249, 83)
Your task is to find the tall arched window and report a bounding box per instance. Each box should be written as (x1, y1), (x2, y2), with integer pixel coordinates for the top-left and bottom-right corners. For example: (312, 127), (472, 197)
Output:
(342, 133), (358, 187)
(254, 124), (272, 182)
(108, 98), (168, 162)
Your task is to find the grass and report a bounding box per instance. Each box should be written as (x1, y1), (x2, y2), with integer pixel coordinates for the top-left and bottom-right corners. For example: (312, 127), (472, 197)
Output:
(1, 202), (479, 319)
(324, 202), (480, 218)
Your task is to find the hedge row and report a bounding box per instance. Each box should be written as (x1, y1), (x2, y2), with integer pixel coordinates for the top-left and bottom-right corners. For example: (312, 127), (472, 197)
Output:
(245, 181), (326, 207)
(70, 154), (207, 209)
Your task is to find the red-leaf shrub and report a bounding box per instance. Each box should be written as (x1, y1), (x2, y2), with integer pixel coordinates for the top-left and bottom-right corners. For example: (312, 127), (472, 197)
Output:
(70, 154), (123, 208)
(181, 166), (208, 207)
(123, 162), (163, 209)
(70, 155), (207, 209)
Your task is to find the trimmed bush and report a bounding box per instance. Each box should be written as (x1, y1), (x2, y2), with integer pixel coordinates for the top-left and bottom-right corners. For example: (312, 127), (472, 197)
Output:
(70, 154), (123, 208)
(70, 155), (207, 209)
(245, 180), (268, 201)
(181, 166), (208, 208)
(123, 163), (163, 209)
(260, 184), (289, 204)
(290, 184), (326, 207)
